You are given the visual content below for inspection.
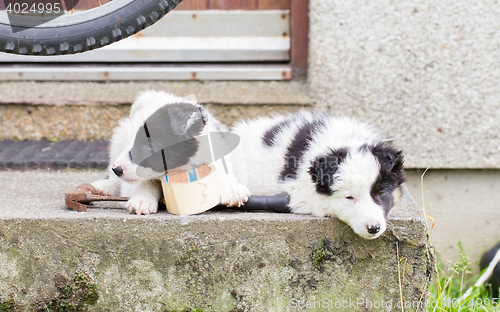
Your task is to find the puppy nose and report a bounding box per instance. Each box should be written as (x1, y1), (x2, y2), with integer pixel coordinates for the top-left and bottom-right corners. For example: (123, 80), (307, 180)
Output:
(112, 166), (124, 177)
(367, 224), (381, 235)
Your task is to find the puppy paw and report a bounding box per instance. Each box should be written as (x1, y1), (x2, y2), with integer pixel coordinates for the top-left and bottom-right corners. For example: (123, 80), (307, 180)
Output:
(91, 179), (120, 196)
(220, 183), (251, 207)
(126, 193), (158, 215)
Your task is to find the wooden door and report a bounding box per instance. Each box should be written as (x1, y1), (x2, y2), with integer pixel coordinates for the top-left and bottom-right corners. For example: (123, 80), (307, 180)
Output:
(0, 0), (308, 80)
(176, 0), (290, 10)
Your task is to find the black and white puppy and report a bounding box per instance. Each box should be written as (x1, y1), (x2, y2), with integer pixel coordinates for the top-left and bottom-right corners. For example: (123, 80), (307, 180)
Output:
(91, 90), (250, 214)
(231, 111), (405, 239)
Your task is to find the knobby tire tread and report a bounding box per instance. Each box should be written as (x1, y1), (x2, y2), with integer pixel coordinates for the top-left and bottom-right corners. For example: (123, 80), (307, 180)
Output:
(0, 0), (182, 55)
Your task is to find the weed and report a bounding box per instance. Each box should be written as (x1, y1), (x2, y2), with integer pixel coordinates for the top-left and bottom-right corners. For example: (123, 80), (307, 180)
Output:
(163, 309), (203, 312)
(311, 237), (328, 271)
(34, 272), (98, 312)
(0, 295), (19, 312)
(426, 244), (499, 312)
(421, 165), (498, 311)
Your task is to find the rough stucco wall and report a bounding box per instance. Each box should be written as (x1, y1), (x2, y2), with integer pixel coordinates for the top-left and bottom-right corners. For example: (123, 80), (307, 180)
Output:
(308, 0), (500, 169)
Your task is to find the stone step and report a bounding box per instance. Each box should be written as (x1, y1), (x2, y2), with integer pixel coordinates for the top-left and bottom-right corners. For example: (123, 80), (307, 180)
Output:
(0, 170), (432, 311)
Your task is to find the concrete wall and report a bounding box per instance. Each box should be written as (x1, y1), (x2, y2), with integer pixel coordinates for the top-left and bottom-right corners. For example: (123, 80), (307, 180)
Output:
(306, 1), (500, 263)
(405, 169), (500, 264)
(308, 0), (500, 169)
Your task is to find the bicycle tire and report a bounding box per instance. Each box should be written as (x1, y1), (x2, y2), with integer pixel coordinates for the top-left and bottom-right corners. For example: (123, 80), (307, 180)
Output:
(0, 0), (182, 56)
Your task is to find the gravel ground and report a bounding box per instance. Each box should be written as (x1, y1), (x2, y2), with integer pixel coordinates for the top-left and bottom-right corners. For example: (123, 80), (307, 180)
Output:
(0, 104), (309, 141)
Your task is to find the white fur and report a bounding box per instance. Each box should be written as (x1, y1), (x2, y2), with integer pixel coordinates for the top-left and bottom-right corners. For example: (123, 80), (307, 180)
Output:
(231, 112), (395, 239)
(92, 90), (250, 215)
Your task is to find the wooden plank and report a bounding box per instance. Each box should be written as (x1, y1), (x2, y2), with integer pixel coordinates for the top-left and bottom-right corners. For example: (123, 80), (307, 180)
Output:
(207, 0), (256, 10)
(0, 64), (292, 81)
(0, 0), (290, 13)
(73, 0), (113, 11)
(175, 0), (208, 10)
(171, 0), (290, 10)
(257, 0), (289, 10)
(290, 0), (308, 78)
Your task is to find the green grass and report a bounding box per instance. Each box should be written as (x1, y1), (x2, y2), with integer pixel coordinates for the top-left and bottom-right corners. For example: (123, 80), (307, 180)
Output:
(426, 244), (499, 312)
(420, 166), (499, 312)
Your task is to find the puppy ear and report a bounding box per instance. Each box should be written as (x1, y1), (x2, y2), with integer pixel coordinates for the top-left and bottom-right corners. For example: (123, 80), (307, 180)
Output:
(308, 149), (348, 196)
(168, 104), (205, 138)
(372, 144), (405, 184)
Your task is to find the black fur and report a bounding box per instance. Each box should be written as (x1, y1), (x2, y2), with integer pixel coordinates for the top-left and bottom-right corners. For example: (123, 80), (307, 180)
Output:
(368, 144), (406, 215)
(308, 148), (348, 195)
(279, 118), (325, 181)
(480, 242), (500, 299)
(166, 104), (205, 138)
(263, 118), (292, 147)
(131, 103), (204, 172)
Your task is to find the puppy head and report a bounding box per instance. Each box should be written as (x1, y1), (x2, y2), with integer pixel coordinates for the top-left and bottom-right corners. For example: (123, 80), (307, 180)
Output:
(309, 145), (405, 239)
(112, 102), (207, 181)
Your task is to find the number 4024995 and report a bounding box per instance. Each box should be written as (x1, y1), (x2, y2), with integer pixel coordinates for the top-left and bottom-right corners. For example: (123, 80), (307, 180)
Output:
(6, 2), (61, 14)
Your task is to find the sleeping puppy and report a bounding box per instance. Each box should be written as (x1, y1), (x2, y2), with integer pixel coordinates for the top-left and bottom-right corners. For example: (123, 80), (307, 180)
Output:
(230, 111), (405, 239)
(91, 90), (250, 215)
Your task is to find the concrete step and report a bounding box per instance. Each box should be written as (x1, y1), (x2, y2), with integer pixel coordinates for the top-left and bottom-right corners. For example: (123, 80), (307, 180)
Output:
(0, 170), (432, 311)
